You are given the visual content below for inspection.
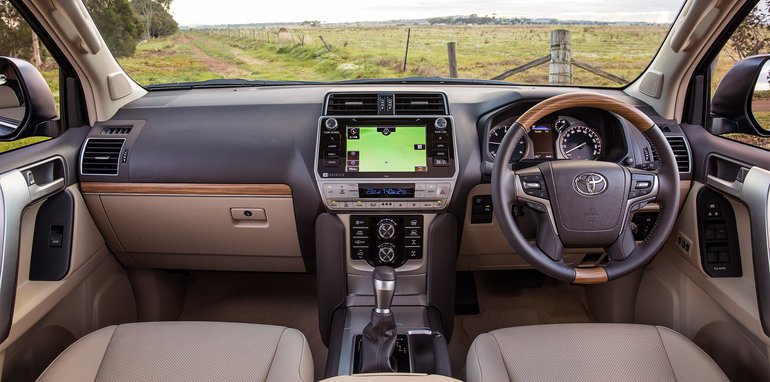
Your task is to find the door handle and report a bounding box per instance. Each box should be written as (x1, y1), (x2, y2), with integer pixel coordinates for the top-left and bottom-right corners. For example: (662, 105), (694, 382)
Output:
(706, 174), (743, 198)
(28, 177), (64, 202)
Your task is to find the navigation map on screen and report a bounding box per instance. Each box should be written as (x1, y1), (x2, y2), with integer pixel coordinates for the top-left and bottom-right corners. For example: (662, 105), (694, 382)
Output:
(345, 126), (427, 172)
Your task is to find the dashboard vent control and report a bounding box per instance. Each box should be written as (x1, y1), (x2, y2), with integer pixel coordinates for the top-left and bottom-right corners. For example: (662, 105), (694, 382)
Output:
(664, 136), (691, 173)
(326, 93), (378, 115)
(394, 93), (447, 115)
(100, 126), (132, 135)
(81, 138), (125, 176)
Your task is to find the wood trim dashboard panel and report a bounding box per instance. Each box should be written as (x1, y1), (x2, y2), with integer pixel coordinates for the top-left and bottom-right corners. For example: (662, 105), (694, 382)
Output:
(80, 182), (292, 196)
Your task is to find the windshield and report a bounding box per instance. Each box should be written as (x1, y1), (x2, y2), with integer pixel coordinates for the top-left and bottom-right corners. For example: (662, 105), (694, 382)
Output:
(87, 0), (685, 88)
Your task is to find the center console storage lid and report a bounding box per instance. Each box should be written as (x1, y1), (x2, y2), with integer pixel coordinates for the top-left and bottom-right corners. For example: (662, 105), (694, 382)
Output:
(321, 374), (461, 382)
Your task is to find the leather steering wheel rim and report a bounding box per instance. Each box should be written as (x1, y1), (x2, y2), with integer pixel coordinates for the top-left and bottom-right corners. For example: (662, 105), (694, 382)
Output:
(491, 92), (680, 284)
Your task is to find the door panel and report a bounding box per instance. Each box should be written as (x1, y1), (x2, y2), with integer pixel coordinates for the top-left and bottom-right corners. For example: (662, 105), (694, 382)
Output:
(0, 128), (137, 380)
(636, 123), (770, 380)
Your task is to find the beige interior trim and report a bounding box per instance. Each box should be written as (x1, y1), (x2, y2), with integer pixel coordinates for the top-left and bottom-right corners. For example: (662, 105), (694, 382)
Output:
(83, 192), (305, 272)
(80, 182), (292, 196)
(1, 185), (113, 352)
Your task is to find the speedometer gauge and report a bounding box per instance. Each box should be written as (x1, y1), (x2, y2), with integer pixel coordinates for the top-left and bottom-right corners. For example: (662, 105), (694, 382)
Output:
(489, 123), (527, 162)
(559, 125), (602, 160)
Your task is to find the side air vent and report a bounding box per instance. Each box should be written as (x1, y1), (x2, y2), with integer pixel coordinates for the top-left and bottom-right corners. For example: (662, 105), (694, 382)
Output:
(326, 93), (378, 115)
(665, 136), (691, 173)
(81, 138), (125, 176)
(100, 126), (132, 135)
(394, 93), (447, 115)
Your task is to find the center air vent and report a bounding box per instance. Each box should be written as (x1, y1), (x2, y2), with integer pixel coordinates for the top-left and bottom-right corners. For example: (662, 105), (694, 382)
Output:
(665, 136), (691, 173)
(326, 93), (378, 115)
(81, 138), (125, 176)
(394, 93), (447, 115)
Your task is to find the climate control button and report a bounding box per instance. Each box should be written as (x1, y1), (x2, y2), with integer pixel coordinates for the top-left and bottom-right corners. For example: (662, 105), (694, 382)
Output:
(377, 219), (397, 239)
(377, 243), (396, 263)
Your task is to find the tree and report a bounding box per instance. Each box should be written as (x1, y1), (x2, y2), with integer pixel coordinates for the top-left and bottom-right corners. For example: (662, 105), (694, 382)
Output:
(728, 0), (770, 61)
(132, 0), (178, 40)
(84, 0), (142, 57)
(0, 1), (33, 58)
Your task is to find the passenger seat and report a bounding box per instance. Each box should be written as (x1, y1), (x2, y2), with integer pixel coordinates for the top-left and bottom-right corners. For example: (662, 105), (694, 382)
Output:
(37, 321), (313, 382)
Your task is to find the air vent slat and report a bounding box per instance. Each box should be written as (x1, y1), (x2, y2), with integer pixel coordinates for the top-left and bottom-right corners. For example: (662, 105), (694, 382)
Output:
(664, 136), (691, 173)
(326, 94), (378, 115)
(100, 126), (133, 135)
(81, 138), (125, 176)
(393, 93), (447, 115)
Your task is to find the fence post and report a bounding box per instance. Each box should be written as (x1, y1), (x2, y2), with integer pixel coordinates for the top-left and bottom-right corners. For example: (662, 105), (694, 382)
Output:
(447, 42), (458, 78)
(549, 29), (572, 85)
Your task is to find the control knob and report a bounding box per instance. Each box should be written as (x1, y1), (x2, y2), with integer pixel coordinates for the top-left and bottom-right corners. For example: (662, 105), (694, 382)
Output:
(377, 219), (397, 240)
(325, 118), (339, 130)
(377, 243), (397, 264)
(434, 117), (447, 130)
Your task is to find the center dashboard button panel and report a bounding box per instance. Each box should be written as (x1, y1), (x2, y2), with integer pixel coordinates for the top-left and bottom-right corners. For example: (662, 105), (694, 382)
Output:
(350, 215), (423, 267)
(315, 94), (457, 212)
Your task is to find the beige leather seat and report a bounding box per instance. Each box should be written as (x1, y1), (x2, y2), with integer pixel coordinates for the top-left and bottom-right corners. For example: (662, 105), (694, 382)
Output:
(466, 323), (728, 382)
(37, 321), (313, 382)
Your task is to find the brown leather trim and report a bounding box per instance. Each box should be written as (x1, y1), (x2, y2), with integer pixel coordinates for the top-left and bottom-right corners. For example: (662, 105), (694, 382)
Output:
(516, 92), (655, 133)
(80, 183), (292, 196)
(574, 267), (609, 284)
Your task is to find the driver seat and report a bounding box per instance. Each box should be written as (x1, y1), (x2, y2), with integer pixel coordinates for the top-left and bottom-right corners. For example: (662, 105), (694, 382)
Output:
(466, 323), (728, 382)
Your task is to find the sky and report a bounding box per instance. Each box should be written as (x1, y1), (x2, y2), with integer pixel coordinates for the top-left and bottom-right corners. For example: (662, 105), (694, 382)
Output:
(170, 0), (684, 26)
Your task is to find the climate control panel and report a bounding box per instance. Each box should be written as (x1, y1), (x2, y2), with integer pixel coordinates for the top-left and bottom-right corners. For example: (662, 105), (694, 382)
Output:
(350, 215), (423, 267)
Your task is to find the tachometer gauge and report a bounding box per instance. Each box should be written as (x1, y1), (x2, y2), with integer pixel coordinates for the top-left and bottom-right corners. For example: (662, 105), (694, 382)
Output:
(489, 123), (527, 162)
(559, 125), (602, 160)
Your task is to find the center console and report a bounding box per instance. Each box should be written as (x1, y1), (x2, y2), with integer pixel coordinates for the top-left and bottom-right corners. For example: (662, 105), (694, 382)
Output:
(314, 92), (459, 378)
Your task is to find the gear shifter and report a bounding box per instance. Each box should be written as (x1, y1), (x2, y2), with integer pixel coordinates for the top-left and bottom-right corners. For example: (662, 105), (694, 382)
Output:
(359, 266), (397, 373)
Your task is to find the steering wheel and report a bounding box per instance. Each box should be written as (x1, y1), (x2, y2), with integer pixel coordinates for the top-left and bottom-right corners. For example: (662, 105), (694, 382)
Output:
(492, 93), (680, 284)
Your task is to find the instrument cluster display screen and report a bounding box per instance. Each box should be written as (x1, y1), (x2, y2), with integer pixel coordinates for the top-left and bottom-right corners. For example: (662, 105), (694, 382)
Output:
(530, 124), (554, 159)
(345, 126), (427, 173)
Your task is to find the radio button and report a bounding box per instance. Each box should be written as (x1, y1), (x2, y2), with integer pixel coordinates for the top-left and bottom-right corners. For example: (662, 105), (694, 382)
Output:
(323, 158), (340, 167)
(433, 142), (448, 150)
(434, 150), (449, 158)
(433, 158), (449, 167)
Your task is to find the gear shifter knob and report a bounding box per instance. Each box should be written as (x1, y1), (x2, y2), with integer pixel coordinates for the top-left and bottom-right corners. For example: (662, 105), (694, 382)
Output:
(372, 266), (396, 313)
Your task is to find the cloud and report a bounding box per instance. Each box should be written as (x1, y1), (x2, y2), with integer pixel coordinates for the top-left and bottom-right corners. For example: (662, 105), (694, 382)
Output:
(171, 0), (684, 26)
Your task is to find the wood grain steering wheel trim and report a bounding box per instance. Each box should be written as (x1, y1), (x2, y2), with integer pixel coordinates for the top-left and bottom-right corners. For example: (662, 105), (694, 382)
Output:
(515, 92), (655, 134)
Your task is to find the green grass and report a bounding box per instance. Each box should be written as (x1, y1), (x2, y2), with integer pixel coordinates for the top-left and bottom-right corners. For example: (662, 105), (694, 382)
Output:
(0, 136), (51, 154)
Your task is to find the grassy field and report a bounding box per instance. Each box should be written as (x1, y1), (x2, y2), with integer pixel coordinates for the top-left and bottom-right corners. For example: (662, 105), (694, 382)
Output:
(13, 24), (769, 152)
(113, 25), (670, 86)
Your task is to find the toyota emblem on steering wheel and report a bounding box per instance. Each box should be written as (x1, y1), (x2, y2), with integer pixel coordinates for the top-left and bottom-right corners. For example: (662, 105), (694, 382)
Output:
(574, 173), (607, 196)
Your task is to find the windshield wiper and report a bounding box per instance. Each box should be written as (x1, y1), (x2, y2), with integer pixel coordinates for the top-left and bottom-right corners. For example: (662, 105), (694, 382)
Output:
(145, 78), (322, 90)
(331, 77), (517, 86)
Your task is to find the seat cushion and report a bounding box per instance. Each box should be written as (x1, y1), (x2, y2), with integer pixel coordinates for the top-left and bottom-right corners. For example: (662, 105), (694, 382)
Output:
(37, 321), (313, 382)
(466, 323), (728, 382)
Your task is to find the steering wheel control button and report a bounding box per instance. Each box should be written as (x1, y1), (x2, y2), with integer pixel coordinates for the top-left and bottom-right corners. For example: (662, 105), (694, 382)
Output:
(630, 173), (655, 198)
(526, 201), (547, 213)
(377, 243), (396, 263)
(520, 174), (549, 199)
(523, 182), (541, 190)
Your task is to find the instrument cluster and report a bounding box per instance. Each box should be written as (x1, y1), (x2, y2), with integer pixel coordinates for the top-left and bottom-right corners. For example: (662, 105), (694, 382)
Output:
(487, 114), (618, 163)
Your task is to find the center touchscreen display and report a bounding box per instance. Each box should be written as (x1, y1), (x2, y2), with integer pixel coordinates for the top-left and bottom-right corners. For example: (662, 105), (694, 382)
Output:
(345, 125), (427, 173)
